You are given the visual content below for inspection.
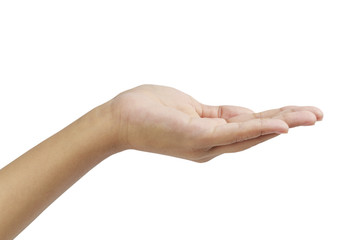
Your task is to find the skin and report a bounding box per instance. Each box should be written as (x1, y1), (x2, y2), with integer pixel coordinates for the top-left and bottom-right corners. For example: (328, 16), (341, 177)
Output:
(0, 84), (323, 239)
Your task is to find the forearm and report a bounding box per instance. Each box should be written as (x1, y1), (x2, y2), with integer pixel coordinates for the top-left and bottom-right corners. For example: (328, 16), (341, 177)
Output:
(0, 102), (119, 240)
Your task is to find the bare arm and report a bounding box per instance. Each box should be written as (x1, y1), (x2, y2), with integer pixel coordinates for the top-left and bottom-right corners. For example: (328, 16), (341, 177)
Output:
(0, 84), (323, 239)
(0, 102), (119, 239)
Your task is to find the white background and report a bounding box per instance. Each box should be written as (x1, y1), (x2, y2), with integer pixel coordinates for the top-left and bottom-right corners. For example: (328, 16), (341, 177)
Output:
(0, 0), (359, 239)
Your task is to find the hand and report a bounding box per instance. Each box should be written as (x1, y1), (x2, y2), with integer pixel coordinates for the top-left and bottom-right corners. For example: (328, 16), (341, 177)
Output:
(111, 84), (323, 162)
(0, 84), (323, 239)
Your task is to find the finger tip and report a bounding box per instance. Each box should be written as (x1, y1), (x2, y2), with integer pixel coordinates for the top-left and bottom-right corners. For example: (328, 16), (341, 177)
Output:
(258, 119), (289, 135)
(277, 129), (289, 134)
(312, 107), (324, 121)
(317, 110), (324, 121)
(306, 113), (318, 126)
(277, 120), (289, 133)
(297, 111), (318, 126)
(280, 126), (289, 134)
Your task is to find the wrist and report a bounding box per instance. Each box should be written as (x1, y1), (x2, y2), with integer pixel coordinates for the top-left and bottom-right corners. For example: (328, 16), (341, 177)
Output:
(93, 100), (128, 155)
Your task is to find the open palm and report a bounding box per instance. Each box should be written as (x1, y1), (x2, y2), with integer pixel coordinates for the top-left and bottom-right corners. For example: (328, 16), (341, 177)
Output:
(112, 85), (322, 162)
